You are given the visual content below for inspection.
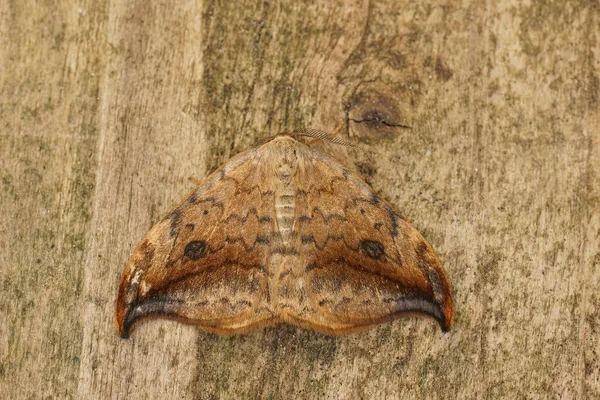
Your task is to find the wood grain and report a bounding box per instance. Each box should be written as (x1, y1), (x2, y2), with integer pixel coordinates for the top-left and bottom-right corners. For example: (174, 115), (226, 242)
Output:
(1, 0), (598, 399)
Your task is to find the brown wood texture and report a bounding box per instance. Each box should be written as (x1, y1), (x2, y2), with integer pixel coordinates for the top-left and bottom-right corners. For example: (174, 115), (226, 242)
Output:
(1, 1), (598, 399)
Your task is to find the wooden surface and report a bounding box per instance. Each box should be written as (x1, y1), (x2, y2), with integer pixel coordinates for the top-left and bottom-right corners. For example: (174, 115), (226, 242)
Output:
(1, 1), (598, 398)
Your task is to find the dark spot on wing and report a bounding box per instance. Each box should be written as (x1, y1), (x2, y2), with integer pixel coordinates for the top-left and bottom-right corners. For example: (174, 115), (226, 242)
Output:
(298, 215), (310, 223)
(301, 234), (314, 244)
(388, 210), (400, 236)
(184, 240), (208, 260)
(369, 191), (380, 205)
(169, 209), (181, 237)
(359, 239), (385, 260)
(256, 235), (270, 245)
(279, 269), (291, 280)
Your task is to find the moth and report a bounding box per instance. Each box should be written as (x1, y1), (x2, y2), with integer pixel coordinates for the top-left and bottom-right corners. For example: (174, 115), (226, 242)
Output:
(116, 132), (454, 338)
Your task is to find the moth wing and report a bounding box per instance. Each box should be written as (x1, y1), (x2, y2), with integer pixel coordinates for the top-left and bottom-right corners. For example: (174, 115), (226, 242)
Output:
(282, 148), (454, 334)
(116, 147), (278, 337)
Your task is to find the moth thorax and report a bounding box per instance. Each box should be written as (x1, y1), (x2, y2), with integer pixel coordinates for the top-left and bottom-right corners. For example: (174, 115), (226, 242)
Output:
(273, 144), (298, 180)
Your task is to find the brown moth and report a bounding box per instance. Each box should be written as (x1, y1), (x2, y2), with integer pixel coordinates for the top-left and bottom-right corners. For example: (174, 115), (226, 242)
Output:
(116, 134), (454, 338)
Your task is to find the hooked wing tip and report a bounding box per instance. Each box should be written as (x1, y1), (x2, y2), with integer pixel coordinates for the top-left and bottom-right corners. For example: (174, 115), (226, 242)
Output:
(439, 314), (453, 333)
(115, 262), (137, 339)
(398, 294), (454, 333)
(119, 327), (131, 339)
(439, 292), (455, 333)
(115, 291), (131, 339)
(118, 308), (135, 339)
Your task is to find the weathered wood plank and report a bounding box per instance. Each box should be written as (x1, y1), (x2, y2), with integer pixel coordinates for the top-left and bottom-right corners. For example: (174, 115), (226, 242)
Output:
(0, 0), (598, 399)
(0, 1), (107, 397)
